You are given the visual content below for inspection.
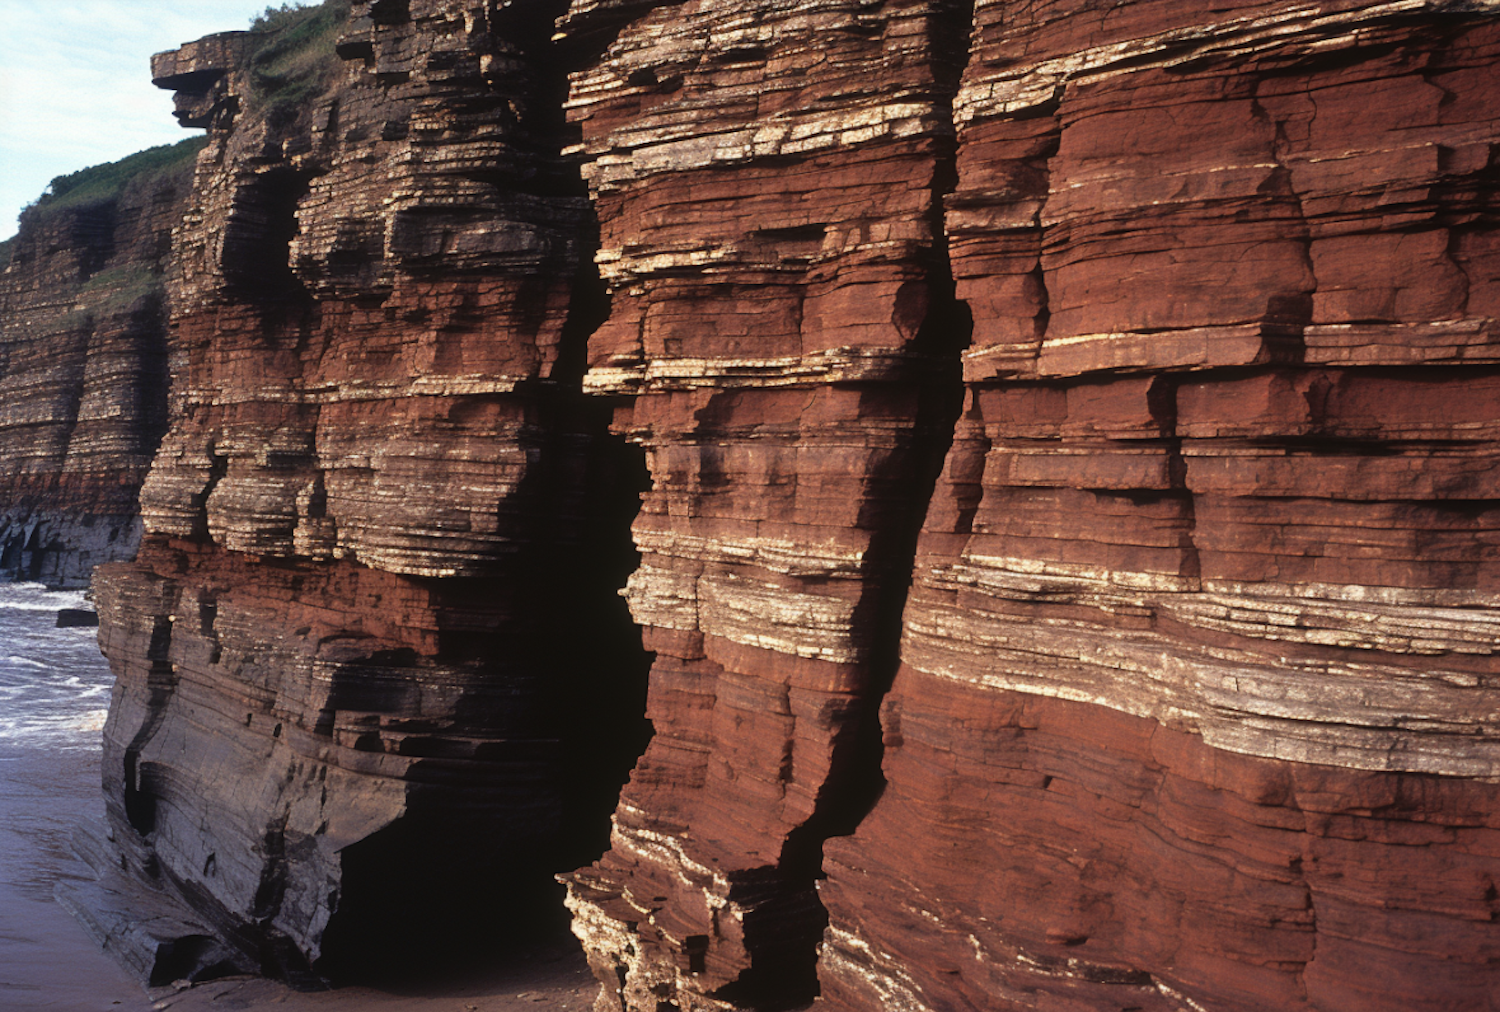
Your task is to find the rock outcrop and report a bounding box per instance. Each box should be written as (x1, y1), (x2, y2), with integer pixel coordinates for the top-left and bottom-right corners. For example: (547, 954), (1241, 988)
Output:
(555, 1), (971, 1007)
(553, 1), (1500, 1010)
(71, 0), (647, 983)
(0, 142), (197, 587)
(819, 4), (1500, 1011)
(38, 0), (1500, 1006)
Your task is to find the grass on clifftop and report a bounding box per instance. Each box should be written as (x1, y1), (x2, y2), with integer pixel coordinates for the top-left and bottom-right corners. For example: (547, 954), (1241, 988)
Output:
(248, 0), (352, 128)
(22, 137), (207, 223)
(3, 4), (348, 262)
(7, 136), (206, 261)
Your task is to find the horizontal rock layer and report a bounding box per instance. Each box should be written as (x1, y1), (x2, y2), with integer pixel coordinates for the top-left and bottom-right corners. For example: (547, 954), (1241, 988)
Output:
(0, 143), (193, 584)
(85, 0), (648, 982)
(95, 536), (643, 976)
(557, 0), (972, 1008)
(822, 682), (1500, 1011)
(819, 3), (1500, 1010)
(35, 0), (1500, 1005)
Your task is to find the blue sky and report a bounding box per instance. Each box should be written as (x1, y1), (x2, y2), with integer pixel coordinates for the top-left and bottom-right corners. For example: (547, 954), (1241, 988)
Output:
(0, 2), (284, 240)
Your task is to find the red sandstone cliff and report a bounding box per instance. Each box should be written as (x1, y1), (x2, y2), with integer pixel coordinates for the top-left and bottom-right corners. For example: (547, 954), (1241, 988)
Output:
(64, 0), (647, 984)
(820, 5), (1500, 1010)
(557, 1), (1500, 1010)
(42, 0), (1500, 1007)
(0, 142), (196, 586)
(554, 0), (971, 1006)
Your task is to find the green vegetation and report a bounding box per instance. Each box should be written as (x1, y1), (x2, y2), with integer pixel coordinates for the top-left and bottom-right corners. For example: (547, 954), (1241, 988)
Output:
(75, 264), (162, 314)
(247, 0), (352, 128)
(4, 2), (348, 256)
(54, 263), (164, 329)
(24, 137), (207, 221)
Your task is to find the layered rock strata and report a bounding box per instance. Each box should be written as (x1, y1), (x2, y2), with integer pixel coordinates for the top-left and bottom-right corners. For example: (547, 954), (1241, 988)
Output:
(819, 4), (1500, 1010)
(556, 1), (971, 1007)
(48, 0), (1500, 1005)
(0, 145), (195, 586)
(78, 0), (647, 982)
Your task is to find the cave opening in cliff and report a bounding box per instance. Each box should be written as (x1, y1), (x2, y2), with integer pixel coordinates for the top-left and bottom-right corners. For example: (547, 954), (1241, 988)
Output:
(312, 792), (586, 983)
(222, 167), (314, 304)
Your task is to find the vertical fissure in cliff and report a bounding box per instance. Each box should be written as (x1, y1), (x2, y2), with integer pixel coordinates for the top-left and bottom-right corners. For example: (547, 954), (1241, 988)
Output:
(552, 1), (990, 1006)
(753, 5), (979, 1007)
(122, 610), (180, 836)
(786, 0), (978, 856)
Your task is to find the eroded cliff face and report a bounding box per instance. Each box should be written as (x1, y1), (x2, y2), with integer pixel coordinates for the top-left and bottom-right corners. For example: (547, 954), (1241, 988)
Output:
(73, 0), (647, 983)
(557, 1), (1500, 1010)
(555, 1), (973, 1007)
(823, 5), (1500, 1012)
(57, 0), (1500, 1006)
(0, 145), (195, 587)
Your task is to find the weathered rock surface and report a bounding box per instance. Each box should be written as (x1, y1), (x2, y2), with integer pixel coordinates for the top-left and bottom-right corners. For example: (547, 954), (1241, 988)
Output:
(555, 1), (970, 1007)
(36, 0), (1500, 1006)
(0, 144), (194, 586)
(819, 3), (1500, 1010)
(84, 0), (646, 983)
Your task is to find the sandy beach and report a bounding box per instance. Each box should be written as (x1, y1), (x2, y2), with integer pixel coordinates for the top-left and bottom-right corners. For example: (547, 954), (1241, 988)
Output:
(0, 749), (152, 1011)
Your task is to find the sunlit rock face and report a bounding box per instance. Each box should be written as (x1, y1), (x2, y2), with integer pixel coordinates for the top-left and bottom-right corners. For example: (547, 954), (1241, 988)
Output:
(554, 0), (973, 1007)
(52, 0), (1500, 1004)
(82, 0), (648, 982)
(819, 4), (1500, 1011)
(0, 148), (191, 587)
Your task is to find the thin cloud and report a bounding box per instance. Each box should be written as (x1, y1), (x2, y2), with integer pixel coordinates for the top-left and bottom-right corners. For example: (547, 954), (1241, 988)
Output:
(0, 1), (284, 240)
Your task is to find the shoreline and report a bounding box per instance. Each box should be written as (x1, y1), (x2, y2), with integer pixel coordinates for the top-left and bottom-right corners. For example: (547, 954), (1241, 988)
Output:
(2, 671), (603, 1012)
(0, 748), (160, 1011)
(1, 725), (599, 1011)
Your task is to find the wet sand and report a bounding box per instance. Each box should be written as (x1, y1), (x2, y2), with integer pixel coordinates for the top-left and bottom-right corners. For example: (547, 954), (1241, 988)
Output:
(0, 747), (599, 1012)
(149, 946), (598, 1012)
(0, 749), (154, 1011)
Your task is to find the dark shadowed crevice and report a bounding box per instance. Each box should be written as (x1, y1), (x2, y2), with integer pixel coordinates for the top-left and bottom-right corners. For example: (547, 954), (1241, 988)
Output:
(314, 764), (628, 984)
(221, 168), (315, 304)
(313, 8), (654, 979)
(524, 28), (657, 871)
(122, 612), (180, 837)
(130, 292), (174, 466)
(189, 449), (229, 543)
(315, 811), (552, 981)
(782, 0), (978, 868)
(546, 428), (655, 861)
(715, 4), (982, 1007)
(71, 203), (120, 279)
(552, 209), (612, 387)
(144, 935), (245, 989)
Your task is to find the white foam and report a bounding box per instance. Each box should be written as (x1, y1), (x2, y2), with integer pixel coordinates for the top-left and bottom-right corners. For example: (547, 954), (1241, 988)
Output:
(0, 582), (114, 752)
(0, 595), (90, 613)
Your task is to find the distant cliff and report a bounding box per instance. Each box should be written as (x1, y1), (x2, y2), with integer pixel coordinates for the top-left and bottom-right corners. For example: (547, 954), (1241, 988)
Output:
(0, 139), (199, 587)
(19, 0), (1500, 1008)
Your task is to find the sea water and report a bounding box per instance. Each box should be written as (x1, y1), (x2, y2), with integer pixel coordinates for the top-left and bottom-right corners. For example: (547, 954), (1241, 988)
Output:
(0, 581), (160, 1010)
(0, 582), (112, 758)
